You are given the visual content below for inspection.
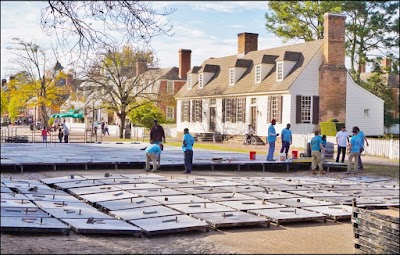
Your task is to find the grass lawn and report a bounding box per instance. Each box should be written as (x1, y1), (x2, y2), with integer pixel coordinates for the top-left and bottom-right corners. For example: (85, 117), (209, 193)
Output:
(362, 164), (399, 179)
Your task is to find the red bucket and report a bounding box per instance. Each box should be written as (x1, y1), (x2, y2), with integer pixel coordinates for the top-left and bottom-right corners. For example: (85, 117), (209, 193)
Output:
(249, 151), (256, 160)
(292, 150), (298, 159)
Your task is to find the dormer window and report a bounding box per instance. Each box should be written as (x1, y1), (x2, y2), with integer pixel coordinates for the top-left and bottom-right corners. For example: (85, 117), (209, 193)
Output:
(277, 62), (283, 81)
(229, 68), (235, 85)
(255, 65), (261, 83)
(187, 74), (192, 89)
(199, 73), (204, 88)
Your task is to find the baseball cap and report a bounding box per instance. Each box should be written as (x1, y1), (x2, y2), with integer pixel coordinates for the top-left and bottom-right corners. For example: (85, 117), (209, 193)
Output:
(271, 119), (276, 123)
(154, 119), (158, 123)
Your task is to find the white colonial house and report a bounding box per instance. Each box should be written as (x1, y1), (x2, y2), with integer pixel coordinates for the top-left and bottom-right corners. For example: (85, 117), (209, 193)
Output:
(175, 13), (384, 137)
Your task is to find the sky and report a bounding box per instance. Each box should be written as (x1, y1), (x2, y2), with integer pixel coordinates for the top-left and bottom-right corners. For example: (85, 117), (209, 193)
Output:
(1, 1), (299, 80)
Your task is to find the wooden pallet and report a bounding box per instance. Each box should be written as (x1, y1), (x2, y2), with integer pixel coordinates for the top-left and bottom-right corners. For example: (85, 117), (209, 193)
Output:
(0, 216), (70, 235)
(61, 218), (142, 236)
(191, 211), (270, 229)
(352, 207), (399, 254)
(248, 208), (327, 225)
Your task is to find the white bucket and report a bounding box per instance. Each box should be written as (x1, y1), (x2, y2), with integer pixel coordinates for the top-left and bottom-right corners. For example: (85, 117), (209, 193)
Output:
(279, 153), (286, 161)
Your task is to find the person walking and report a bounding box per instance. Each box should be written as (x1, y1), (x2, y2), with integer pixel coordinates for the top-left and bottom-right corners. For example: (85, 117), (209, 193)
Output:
(104, 122), (110, 136)
(144, 143), (163, 172)
(150, 119), (166, 144)
(58, 128), (63, 143)
(346, 127), (361, 174)
(182, 128), (194, 174)
(63, 124), (69, 143)
(356, 127), (369, 170)
(266, 119), (279, 161)
(310, 130), (325, 175)
(335, 126), (349, 163)
(41, 126), (50, 143)
(280, 123), (292, 159)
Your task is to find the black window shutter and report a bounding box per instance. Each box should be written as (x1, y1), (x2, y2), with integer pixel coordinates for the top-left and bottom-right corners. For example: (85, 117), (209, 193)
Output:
(199, 100), (202, 122)
(296, 95), (301, 123)
(222, 99), (225, 123)
(267, 96), (271, 122)
(312, 96), (319, 124)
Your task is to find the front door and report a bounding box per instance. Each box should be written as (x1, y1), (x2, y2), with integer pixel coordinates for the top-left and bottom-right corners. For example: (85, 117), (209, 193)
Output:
(251, 106), (257, 133)
(209, 107), (216, 132)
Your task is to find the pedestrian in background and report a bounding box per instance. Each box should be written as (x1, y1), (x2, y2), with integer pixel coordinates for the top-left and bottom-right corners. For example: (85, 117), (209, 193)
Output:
(335, 125), (349, 163)
(150, 119), (165, 144)
(58, 128), (63, 143)
(63, 124), (69, 143)
(280, 123), (292, 159)
(182, 128), (194, 174)
(346, 127), (361, 173)
(266, 119), (279, 161)
(356, 127), (369, 170)
(310, 130), (325, 175)
(103, 122), (110, 136)
(41, 126), (50, 143)
(145, 143), (163, 172)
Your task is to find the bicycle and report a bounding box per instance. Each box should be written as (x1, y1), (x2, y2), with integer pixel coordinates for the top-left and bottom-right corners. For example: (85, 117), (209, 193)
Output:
(243, 134), (257, 148)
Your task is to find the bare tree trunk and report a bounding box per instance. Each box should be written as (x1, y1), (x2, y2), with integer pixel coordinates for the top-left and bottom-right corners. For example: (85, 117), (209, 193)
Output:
(118, 112), (127, 139)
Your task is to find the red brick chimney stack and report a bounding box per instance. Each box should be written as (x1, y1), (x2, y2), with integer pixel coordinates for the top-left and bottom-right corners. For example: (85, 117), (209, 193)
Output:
(238, 33), (258, 56)
(359, 63), (365, 73)
(179, 49), (191, 79)
(319, 13), (347, 123)
(136, 61), (147, 77)
(381, 58), (391, 72)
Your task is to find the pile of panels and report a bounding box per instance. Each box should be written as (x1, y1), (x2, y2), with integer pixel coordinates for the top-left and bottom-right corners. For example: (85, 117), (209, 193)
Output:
(1, 174), (398, 237)
(353, 207), (399, 254)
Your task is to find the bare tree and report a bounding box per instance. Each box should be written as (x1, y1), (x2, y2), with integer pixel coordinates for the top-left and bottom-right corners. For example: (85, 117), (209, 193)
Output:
(81, 46), (163, 138)
(7, 38), (68, 126)
(40, 1), (175, 60)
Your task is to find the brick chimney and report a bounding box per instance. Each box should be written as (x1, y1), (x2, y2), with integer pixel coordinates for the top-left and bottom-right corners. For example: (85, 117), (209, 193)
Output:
(359, 63), (365, 73)
(381, 58), (391, 72)
(238, 33), (258, 56)
(179, 49), (191, 79)
(319, 13), (347, 123)
(136, 61), (147, 77)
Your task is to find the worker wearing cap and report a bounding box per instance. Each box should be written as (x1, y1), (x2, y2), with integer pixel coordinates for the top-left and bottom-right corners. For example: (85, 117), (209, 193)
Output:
(266, 119), (279, 161)
(145, 143), (164, 172)
(149, 119), (165, 145)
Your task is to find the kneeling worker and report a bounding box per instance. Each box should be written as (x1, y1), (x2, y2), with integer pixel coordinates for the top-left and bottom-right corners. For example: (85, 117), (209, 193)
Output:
(145, 143), (163, 172)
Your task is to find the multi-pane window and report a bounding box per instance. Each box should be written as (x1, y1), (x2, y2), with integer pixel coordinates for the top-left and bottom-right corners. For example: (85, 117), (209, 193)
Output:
(147, 81), (153, 93)
(255, 65), (261, 83)
(301, 96), (312, 123)
(223, 98), (246, 123)
(199, 73), (204, 88)
(181, 101), (190, 122)
(277, 62), (283, 81)
(191, 100), (202, 122)
(364, 109), (369, 118)
(167, 80), (174, 94)
(166, 106), (174, 120)
(210, 98), (216, 106)
(187, 75), (192, 89)
(251, 98), (257, 104)
(229, 68), (235, 85)
(271, 96), (279, 120)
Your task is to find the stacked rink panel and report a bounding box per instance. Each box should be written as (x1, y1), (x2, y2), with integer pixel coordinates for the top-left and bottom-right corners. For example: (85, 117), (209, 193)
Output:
(352, 207), (399, 254)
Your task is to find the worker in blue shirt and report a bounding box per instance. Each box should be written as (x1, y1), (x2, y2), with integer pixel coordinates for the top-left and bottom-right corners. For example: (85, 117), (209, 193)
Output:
(310, 130), (325, 175)
(347, 127), (361, 173)
(280, 123), (292, 159)
(145, 143), (163, 172)
(182, 128), (195, 174)
(266, 119), (279, 161)
(356, 127), (369, 170)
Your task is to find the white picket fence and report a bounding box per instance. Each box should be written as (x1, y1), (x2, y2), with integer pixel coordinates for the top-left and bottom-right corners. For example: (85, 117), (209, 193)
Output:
(291, 134), (399, 160)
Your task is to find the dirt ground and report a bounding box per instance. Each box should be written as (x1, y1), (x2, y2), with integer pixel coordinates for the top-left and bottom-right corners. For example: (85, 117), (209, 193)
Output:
(0, 169), (368, 254)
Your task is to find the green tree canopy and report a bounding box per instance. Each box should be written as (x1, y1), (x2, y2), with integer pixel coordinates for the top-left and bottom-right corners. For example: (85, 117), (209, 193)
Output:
(265, 1), (341, 42)
(128, 100), (165, 129)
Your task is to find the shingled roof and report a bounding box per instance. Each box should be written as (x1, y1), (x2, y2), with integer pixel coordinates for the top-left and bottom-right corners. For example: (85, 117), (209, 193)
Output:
(175, 39), (323, 99)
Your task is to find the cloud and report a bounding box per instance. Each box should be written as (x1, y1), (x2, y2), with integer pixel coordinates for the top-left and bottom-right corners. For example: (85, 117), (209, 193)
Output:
(179, 1), (268, 13)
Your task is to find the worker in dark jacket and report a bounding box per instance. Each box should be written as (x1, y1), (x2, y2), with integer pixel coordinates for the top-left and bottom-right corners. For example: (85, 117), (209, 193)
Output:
(150, 119), (165, 144)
